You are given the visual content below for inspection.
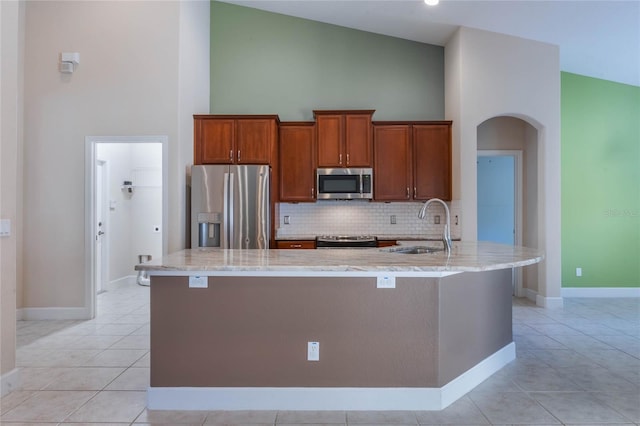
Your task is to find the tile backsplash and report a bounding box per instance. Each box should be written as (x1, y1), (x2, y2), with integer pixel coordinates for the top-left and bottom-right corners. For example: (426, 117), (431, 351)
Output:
(277, 200), (461, 240)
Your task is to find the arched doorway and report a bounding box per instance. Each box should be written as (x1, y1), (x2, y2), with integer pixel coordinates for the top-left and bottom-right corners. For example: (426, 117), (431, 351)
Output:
(477, 116), (538, 298)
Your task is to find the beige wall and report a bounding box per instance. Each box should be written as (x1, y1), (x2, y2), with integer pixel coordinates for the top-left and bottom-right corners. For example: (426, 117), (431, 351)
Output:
(445, 27), (561, 306)
(20, 1), (209, 314)
(1, 0), (24, 391)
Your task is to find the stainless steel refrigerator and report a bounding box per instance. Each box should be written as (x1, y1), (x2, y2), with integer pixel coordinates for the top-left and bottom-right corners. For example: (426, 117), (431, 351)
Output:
(190, 165), (270, 249)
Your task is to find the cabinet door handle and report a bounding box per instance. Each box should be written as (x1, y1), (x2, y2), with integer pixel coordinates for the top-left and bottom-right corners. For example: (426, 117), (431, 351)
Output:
(346, 153), (350, 165)
(311, 187), (315, 197)
(414, 187), (417, 198)
(237, 150), (241, 162)
(406, 187), (410, 199)
(229, 150), (233, 162)
(339, 153), (343, 165)
(292, 244), (302, 248)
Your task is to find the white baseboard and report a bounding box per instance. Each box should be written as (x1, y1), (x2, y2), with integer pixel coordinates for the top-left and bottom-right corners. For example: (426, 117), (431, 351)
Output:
(147, 343), (516, 411)
(110, 275), (137, 286)
(562, 287), (640, 298)
(18, 307), (91, 320)
(1, 368), (21, 397)
(524, 288), (564, 308)
(525, 288), (537, 303)
(536, 294), (564, 308)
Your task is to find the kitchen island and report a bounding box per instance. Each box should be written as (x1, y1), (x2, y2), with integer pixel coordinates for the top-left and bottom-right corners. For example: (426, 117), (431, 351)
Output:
(138, 242), (543, 411)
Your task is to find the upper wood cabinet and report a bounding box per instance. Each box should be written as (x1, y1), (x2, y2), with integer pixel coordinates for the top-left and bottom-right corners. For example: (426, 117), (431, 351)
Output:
(314, 110), (374, 167)
(373, 125), (412, 201)
(373, 121), (452, 201)
(413, 124), (451, 201)
(279, 122), (316, 202)
(194, 115), (279, 165)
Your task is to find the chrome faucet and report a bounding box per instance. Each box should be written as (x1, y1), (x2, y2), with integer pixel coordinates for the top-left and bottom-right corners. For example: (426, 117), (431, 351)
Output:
(418, 198), (452, 252)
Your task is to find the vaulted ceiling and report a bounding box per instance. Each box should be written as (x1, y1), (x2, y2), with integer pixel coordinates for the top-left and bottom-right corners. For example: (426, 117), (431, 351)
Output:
(221, 0), (640, 87)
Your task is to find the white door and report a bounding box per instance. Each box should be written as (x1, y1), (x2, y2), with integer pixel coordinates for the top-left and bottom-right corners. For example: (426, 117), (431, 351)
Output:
(95, 160), (108, 294)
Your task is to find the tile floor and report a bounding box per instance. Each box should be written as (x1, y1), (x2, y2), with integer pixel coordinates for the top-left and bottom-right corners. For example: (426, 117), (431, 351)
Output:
(1, 279), (639, 425)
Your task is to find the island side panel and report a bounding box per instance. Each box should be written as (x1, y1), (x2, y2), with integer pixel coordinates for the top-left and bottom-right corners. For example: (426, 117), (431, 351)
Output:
(437, 269), (513, 386)
(150, 276), (439, 388)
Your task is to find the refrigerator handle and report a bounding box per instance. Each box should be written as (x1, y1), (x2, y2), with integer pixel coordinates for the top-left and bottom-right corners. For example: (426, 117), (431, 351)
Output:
(228, 172), (234, 248)
(223, 172), (230, 248)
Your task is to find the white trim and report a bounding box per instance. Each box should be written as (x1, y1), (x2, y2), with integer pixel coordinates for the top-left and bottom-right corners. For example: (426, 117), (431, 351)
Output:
(85, 136), (169, 319)
(536, 294), (564, 309)
(525, 288), (538, 303)
(109, 275), (137, 286)
(562, 287), (640, 298)
(524, 288), (564, 308)
(147, 342), (515, 411)
(0, 368), (21, 397)
(19, 307), (91, 320)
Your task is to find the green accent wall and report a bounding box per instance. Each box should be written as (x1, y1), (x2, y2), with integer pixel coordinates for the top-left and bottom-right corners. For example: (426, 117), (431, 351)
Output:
(561, 72), (640, 287)
(210, 1), (444, 121)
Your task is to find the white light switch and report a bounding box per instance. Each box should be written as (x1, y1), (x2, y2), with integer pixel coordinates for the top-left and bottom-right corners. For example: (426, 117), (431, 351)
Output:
(377, 274), (396, 289)
(188, 276), (208, 288)
(0, 219), (11, 237)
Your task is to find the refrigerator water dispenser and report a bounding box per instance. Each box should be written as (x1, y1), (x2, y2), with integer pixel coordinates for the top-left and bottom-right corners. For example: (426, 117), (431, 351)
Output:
(197, 212), (221, 247)
(198, 222), (220, 247)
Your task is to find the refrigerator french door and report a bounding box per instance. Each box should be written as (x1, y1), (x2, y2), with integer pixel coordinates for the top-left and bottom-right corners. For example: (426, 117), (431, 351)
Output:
(191, 165), (270, 249)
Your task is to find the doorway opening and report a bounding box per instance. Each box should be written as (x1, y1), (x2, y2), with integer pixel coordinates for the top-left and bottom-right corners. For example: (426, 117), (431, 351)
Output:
(85, 136), (168, 319)
(477, 150), (523, 296)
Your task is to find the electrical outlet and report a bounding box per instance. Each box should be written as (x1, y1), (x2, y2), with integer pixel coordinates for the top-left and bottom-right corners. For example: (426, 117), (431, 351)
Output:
(188, 276), (208, 288)
(390, 215), (397, 224)
(284, 215), (290, 225)
(434, 215), (441, 224)
(307, 341), (319, 361)
(0, 219), (11, 237)
(377, 274), (396, 289)
(576, 267), (582, 277)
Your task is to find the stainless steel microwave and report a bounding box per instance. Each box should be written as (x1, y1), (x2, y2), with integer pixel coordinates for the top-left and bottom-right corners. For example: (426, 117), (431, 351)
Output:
(316, 168), (373, 200)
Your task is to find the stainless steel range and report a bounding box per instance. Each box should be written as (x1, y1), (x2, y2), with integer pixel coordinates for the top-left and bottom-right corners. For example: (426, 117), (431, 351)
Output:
(315, 235), (377, 248)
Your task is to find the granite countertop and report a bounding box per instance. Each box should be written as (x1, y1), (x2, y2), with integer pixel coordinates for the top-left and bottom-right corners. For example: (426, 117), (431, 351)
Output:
(136, 241), (544, 274)
(275, 234), (452, 241)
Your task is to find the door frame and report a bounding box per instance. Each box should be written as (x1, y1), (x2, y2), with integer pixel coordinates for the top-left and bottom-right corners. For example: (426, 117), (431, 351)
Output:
(95, 159), (109, 294)
(85, 135), (169, 319)
(477, 149), (524, 296)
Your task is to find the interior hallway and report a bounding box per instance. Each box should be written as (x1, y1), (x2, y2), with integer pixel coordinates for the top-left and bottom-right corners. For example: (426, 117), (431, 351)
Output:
(1, 280), (639, 425)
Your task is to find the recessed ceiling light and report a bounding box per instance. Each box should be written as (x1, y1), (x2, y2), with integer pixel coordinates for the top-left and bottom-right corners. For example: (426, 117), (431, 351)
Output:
(424, 0), (439, 5)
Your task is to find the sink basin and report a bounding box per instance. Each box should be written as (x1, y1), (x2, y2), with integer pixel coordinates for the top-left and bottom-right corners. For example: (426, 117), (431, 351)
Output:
(387, 246), (443, 254)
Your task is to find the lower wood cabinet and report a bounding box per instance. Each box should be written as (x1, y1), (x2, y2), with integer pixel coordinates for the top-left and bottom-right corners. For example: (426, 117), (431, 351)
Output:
(276, 240), (316, 249)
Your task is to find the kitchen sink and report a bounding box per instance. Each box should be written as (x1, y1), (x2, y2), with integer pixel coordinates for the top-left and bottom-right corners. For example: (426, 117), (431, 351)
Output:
(386, 246), (444, 254)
